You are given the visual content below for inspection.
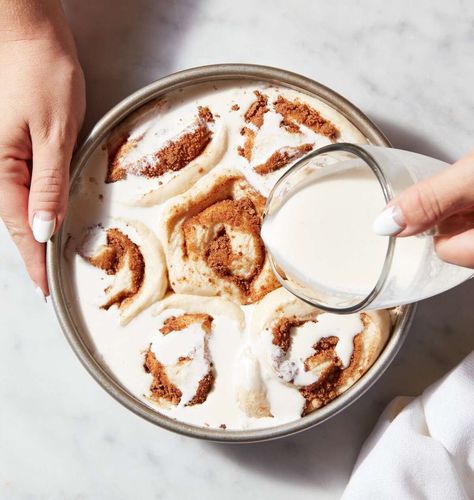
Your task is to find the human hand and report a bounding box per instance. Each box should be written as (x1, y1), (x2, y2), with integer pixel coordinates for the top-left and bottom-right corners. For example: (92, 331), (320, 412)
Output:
(0, 2), (85, 297)
(373, 151), (474, 268)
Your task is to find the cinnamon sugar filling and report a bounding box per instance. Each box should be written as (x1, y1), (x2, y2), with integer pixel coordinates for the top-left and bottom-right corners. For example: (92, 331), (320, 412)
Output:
(254, 143), (314, 175)
(272, 317), (309, 353)
(106, 136), (138, 182)
(244, 90), (269, 128)
(86, 228), (145, 310)
(237, 91), (269, 161)
(237, 126), (256, 161)
(273, 96), (340, 141)
(198, 106), (215, 123)
(160, 313), (213, 335)
(144, 350), (183, 406)
(280, 118), (301, 134)
(187, 372), (215, 406)
(106, 108), (215, 183)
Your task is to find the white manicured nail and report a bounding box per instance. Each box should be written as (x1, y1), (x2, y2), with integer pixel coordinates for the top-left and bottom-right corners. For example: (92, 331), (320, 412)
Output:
(34, 285), (47, 303)
(32, 211), (56, 243)
(373, 206), (405, 236)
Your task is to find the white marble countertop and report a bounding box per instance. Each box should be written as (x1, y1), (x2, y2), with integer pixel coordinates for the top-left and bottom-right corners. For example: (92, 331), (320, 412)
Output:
(1, 1), (474, 498)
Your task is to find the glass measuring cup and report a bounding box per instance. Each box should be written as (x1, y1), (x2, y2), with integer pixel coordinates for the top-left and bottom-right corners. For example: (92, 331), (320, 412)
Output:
(262, 143), (474, 313)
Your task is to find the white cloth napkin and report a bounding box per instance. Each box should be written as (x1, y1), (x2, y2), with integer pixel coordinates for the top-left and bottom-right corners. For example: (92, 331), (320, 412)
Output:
(342, 351), (474, 499)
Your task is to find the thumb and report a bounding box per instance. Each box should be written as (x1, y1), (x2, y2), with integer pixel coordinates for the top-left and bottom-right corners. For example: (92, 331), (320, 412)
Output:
(28, 136), (74, 243)
(373, 151), (474, 237)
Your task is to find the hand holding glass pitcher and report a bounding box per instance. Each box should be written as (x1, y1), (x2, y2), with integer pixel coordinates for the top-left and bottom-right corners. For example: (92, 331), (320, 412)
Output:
(263, 146), (474, 312)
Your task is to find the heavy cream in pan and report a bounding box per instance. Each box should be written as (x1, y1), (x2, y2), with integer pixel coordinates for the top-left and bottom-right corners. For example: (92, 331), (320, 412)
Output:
(63, 81), (392, 430)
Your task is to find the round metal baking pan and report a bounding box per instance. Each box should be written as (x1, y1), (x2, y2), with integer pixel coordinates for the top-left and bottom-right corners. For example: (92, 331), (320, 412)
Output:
(47, 64), (415, 443)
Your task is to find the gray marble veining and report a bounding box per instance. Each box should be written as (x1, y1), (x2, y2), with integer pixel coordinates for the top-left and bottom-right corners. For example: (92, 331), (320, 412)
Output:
(1, 0), (474, 498)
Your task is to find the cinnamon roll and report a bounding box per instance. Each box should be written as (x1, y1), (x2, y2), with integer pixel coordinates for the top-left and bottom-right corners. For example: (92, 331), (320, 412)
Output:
(159, 168), (280, 305)
(144, 313), (215, 408)
(252, 288), (390, 415)
(77, 219), (167, 325)
(106, 104), (228, 206)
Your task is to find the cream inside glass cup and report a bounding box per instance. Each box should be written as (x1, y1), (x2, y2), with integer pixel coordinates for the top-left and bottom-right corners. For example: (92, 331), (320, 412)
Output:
(262, 144), (474, 313)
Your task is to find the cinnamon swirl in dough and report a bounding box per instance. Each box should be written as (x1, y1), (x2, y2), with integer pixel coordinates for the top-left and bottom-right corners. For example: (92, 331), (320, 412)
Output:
(144, 313), (215, 407)
(106, 105), (228, 206)
(77, 219), (167, 325)
(159, 168), (280, 304)
(252, 288), (390, 415)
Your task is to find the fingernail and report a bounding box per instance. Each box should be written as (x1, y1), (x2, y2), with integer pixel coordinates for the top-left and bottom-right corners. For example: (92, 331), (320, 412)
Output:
(34, 285), (47, 303)
(373, 205), (406, 236)
(32, 211), (56, 243)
